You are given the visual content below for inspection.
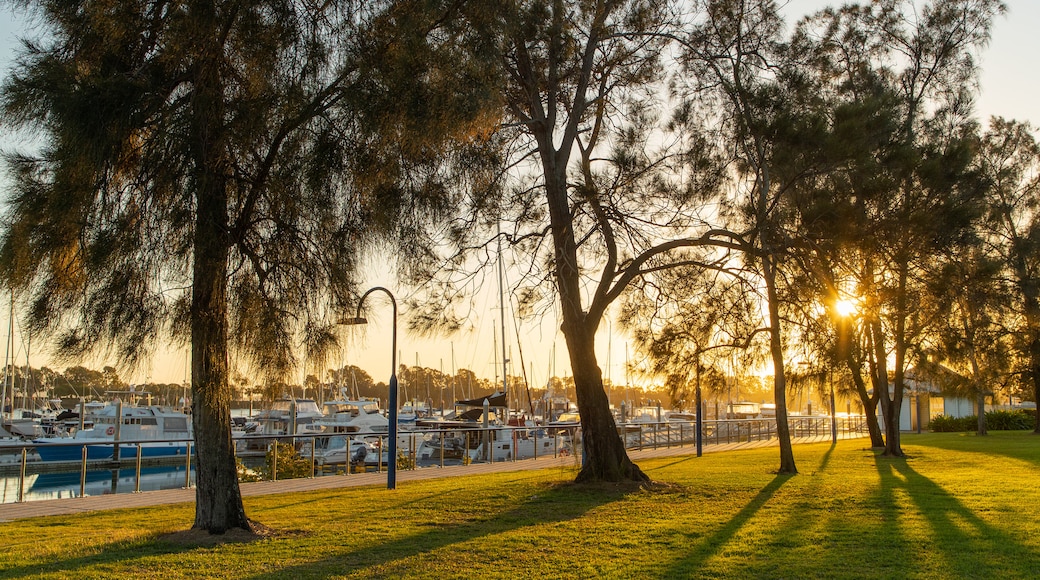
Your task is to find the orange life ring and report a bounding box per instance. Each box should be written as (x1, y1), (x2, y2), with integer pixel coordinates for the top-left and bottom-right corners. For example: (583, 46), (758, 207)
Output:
(105, 426), (115, 436)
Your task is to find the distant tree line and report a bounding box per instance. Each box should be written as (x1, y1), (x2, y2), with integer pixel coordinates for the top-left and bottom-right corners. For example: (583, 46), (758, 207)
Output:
(1, 364), (186, 406)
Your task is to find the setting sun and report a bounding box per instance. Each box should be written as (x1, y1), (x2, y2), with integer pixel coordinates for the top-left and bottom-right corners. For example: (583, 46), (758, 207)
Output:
(834, 298), (858, 317)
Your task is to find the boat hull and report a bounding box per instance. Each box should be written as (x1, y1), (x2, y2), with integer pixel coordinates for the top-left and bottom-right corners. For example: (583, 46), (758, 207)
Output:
(34, 441), (191, 462)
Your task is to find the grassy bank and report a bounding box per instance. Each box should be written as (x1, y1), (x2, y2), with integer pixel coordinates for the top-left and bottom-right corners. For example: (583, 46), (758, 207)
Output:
(2, 432), (1039, 579)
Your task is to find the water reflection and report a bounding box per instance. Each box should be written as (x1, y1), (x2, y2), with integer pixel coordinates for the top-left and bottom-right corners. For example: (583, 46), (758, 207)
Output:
(1, 465), (195, 504)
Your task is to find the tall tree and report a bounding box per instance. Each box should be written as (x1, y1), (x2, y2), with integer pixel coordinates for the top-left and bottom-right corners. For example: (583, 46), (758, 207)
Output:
(419, 0), (749, 482)
(791, 0), (1003, 456)
(0, 0), (495, 532)
(926, 244), (1009, 435)
(978, 117), (1040, 431)
(675, 0), (839, 474)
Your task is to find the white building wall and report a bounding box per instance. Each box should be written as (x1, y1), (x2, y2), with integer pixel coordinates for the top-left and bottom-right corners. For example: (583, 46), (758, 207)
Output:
(943, 397), (974, 418)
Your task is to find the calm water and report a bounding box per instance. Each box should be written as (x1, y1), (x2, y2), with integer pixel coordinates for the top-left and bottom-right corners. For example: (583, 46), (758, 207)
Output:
(0, 465), (196, 504)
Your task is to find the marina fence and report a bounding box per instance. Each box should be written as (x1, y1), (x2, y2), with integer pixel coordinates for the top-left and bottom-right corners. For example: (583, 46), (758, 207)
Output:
(0, 415), (871, 504)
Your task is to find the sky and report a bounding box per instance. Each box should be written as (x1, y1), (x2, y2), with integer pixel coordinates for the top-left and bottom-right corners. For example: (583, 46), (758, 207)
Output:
(0, 1), (1036, 390)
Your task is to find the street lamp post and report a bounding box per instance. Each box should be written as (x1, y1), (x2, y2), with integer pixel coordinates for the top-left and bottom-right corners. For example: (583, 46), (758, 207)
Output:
(340, 286), (398, 490)
(829, 366), (837, 444)
(695, 354), (703, 458)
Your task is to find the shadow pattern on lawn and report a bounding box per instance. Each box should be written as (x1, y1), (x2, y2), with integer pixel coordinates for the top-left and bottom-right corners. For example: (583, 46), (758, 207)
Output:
(907, 431), (1040, 468)
(2, 479), (621, 578)
(657, 473), (792, 578)
(236, 479), (634, 578)
(872, 454), (1034, 578)
(0, 527), (198, 577)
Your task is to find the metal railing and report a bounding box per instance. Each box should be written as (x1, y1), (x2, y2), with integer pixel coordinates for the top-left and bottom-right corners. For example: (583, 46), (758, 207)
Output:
(1, 415), (871, 504)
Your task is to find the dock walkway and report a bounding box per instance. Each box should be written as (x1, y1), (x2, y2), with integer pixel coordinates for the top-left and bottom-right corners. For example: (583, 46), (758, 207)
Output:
(0, 434), (844, 522)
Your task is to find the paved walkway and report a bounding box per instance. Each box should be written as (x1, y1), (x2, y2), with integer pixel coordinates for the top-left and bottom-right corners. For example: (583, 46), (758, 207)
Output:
(0, 435), (844, 522)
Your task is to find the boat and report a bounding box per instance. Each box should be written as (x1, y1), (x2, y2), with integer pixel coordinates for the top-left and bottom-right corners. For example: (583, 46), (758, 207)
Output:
(251, 398), (325, 435)
(414, 424), (470, 462)
(726, 401), (762, 419)
(312, 435), (380, 467)
(462, 423), (558, 462)
(235, 397), (325, 457)
(315, 398), (388, 434)
(32, 403), (192, 462)
(0, 424), (36, 463)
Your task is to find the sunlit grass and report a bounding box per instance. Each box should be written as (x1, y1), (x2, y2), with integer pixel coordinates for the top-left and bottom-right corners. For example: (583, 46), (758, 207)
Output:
(1, 432), (1038, 579)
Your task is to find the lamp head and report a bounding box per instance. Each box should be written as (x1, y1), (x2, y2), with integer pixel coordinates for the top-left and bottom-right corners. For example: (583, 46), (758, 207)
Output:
(338, 317), (368, 326)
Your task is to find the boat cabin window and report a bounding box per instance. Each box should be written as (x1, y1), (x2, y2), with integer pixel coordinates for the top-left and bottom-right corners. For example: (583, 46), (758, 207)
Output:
(165, 417), (188, 431)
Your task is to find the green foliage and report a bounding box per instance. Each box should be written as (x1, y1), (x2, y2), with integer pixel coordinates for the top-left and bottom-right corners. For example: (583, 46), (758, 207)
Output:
(986, 410), (1036, 431)
(929, 414), (978, 432)
(930, 410), (1036, 432)
(397, 450), (416, 471)
(236, 458), (262, 483)
(263, 442), (313, 481)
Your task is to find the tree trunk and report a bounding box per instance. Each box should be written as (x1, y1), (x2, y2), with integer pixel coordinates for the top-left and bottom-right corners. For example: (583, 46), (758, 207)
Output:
(190, 278), (248, 533)
(976, 391), (988, 436)
(565, 318), (647, 483)
(866, 311), (903, 456)
(189, 1), (250, 533)
(1031, 337), (1040, 435)
(881, 266), (908, 458)
(847, 359), (884, 448)
(764, 258), (796, 474)
(877, 390), (901, 453)
(541, 144), (645, 483)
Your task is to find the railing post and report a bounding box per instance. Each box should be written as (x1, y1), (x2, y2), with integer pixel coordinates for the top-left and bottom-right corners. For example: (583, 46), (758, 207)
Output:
(310, 436), (316, 478)
(184, 441), (192, 488)
(80, 445), (88, 497)
(272, 440), (278, 482)
(18, 448), (27, 503)
(134, 444), (143, 493)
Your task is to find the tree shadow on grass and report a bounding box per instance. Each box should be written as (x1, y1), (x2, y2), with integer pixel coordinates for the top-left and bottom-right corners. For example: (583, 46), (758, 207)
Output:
(873, 455), (1037, 577)
(236, 478), (647, 579)
(815, 442), (837, 473)
(0, 525), (202, 578)
(1, 477), (631, 578)
(907, 431), (1040, 468)
(656, 474), (792, 578)
(645, 454), (699, 472)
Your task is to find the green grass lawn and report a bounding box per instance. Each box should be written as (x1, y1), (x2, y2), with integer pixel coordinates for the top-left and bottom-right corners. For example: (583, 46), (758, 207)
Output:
(2, 432), (1039, 579)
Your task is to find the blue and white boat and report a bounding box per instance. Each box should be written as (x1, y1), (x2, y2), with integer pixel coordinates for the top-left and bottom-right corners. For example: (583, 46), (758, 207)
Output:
(32, 403), (192, 462)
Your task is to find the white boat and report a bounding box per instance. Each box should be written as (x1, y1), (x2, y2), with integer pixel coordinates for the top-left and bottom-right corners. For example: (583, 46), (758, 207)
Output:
(316, 399), (388, 435)
(414, 427), (469, 462)
(251, 398), (325, 435)
(235, 398), (325, 457)
(32, 403), (192, 462)
(463, 425), (558, 462)
(0, 424), (36, 463)
(312, 435), (379, 466)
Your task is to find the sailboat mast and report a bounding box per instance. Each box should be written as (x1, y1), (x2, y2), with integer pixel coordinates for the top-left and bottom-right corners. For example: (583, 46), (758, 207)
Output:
(2, 294), (12, 421)
(450, 342), (457, 406)
(497, 222), (508, 404)
(24, 331), (31, 411)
